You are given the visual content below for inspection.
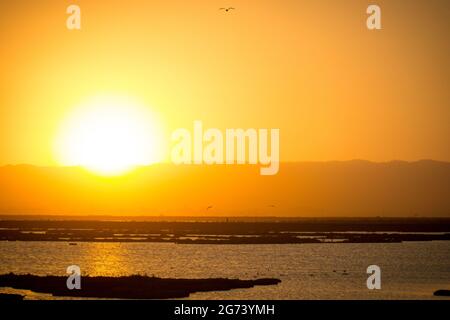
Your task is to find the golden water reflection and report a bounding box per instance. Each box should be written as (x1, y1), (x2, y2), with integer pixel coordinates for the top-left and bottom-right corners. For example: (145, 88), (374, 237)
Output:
(82, 243), (134, 276)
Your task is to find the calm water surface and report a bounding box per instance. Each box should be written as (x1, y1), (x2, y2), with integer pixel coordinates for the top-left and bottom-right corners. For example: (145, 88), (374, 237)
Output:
(0, 241), (449, 299)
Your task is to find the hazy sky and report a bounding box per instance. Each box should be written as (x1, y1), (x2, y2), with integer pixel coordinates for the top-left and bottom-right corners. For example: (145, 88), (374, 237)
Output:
(1, 0), (449, 165)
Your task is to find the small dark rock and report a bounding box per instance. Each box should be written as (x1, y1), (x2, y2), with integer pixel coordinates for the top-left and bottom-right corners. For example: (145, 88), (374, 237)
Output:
(434, 290), (450, 297)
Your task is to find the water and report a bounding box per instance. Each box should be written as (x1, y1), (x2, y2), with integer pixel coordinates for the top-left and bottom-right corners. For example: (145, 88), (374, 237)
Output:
(0, 241), (449, 299)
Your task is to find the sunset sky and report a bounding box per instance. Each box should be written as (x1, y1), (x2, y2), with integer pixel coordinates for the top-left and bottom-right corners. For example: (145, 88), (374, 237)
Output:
(0, 0), (449, 167)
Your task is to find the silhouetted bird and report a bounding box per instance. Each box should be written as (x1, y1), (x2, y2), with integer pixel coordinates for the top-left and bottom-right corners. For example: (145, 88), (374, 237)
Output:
(206, 206), (213, 210)
(220, 7), (235, 12)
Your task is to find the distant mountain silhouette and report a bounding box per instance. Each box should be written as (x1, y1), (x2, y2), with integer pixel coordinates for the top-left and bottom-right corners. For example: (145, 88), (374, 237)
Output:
(0, 160), (449, 217)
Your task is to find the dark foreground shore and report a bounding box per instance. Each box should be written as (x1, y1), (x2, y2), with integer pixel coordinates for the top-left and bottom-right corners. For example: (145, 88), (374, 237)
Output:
(0, 273), (281, 299)
(0, 293), (24, 301)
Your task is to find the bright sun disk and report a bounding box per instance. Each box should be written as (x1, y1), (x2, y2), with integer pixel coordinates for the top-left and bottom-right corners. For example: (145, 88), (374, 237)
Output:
(55, 95), (164, 175)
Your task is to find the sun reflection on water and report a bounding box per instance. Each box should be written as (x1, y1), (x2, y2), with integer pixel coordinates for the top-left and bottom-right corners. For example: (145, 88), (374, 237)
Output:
(82, 243), (133, 276)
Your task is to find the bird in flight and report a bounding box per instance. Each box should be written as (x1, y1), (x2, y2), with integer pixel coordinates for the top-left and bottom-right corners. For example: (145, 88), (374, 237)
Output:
(220, 7), (235, 12)
(206, 205), (213, 210)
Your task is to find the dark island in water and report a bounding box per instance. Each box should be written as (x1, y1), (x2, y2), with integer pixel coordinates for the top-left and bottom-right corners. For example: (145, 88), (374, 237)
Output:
(0, 273), (281, 299)
(433, 290), (450, 297)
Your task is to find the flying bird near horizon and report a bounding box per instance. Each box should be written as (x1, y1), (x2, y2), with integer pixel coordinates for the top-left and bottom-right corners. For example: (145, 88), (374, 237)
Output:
(219, 7), (235, 12)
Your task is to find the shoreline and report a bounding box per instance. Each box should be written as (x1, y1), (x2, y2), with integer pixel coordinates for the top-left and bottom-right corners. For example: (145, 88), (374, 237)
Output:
(0, 219), (449, 244)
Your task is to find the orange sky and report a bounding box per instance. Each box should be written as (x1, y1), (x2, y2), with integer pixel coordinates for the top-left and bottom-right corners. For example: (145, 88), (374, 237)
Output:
(1, 0), (449, 166)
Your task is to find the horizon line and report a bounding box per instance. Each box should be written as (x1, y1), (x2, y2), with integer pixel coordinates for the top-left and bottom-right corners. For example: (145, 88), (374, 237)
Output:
(1, 158), (449, 169)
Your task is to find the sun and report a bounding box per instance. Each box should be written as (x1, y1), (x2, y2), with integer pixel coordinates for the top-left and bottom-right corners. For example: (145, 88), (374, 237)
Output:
(55, 95), (164, 175)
